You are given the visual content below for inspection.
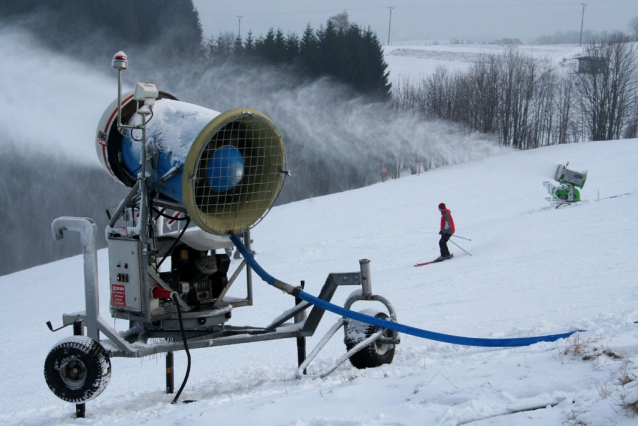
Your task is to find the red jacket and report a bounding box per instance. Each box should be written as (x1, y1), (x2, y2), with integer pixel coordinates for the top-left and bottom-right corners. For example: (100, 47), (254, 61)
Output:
(440, 209), (455, 235)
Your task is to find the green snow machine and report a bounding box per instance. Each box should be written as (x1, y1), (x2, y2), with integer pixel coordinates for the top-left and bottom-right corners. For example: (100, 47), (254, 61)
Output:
(543, 162), (587, 207)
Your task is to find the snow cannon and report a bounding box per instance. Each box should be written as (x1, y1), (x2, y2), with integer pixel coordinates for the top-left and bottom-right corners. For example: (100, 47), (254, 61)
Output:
(44, 52), (399, 415)
(96, 85), (287, 236)
(543, 162), (587, 207)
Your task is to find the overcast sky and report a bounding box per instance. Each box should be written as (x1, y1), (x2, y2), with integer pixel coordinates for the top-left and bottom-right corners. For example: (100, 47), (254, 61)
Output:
(192, 0), (636, 44)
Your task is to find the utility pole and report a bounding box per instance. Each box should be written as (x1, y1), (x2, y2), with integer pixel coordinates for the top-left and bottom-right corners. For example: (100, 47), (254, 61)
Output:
(237, 15), (244, 39)
(579, 4), (587, 46)
(387, 7), (395, 45)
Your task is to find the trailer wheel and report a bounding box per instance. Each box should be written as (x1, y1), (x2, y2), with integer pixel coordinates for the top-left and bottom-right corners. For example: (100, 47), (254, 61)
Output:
(345, 310), (395, 369)
(44, 336), (111, 403)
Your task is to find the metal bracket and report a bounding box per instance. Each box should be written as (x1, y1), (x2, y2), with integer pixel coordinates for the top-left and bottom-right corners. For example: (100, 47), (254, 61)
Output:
(46, 320), (71, 332)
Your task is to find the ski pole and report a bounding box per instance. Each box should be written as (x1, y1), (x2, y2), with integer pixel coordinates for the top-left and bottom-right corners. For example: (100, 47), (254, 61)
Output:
(450, 239), (472, 256)
(452, 235), (471, 241)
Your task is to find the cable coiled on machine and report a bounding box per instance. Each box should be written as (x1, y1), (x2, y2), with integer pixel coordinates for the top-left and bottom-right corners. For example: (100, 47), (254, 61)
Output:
(171, 292), (191, 404)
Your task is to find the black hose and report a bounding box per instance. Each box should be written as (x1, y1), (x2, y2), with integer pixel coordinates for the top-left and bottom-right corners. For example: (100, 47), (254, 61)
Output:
(156, 218), (191, 270)
(130, 107), (154, 141)
(171, 292), (191, 404)
(152, 208), (189, 220)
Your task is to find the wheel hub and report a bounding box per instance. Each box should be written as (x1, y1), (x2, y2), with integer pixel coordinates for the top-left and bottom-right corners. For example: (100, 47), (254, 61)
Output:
(59, 357), (87, 390)
(375, 330), (392, 355)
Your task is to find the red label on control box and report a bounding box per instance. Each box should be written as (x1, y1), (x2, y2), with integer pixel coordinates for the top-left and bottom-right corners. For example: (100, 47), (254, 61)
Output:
(111, 284), (126, 307)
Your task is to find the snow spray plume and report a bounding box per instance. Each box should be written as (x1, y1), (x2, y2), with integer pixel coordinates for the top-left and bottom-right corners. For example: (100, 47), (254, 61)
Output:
(0, 27), (128, 276)
(0, 136), (127, 276)
(0, 27), (117, 165)
(0, 22), (207, 275)
(125, 56), (509, 205)
(0, 23), (506, 275)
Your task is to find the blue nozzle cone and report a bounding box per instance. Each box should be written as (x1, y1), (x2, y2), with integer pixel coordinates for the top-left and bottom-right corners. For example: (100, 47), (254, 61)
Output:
(207, 146), (244, 193)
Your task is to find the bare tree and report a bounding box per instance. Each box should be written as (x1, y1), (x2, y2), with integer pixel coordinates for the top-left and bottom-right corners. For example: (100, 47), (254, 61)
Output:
(424, 67), (452, 119)
(204, 31), (236, 58)
(328, 10), (350, 32)
(554, 73), (576, 143)
(623, 104), (638, 139)
(527, 62), (555, 148)
(392, 44), (634, 148)
(467, 55), (501, 134)
(629, 16), (638, 42)
(574, 33), (638, 141)
(497, 50), (534, 148)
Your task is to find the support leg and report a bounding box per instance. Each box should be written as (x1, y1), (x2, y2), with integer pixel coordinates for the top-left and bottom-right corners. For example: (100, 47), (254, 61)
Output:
(295, 281), (307, 375)
(73, 320), (86, 419)
(166, 352), (174, 394)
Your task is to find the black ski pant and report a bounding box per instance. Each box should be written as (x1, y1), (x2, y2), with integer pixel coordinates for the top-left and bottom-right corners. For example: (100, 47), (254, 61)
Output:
(439, 234), (451, 257)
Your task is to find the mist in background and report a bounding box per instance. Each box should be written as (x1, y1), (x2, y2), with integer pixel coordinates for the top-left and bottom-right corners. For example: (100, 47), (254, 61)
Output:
(0, 27), (130, 275)
(0, 14), (505, 276)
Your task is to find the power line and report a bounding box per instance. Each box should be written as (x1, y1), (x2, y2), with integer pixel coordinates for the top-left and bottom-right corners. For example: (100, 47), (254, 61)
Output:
(197, 0), (635, 17)
(197, 7), (380, 18)
(580, 4), (587, 46)
(236, 15), (243, 38)
(387, 7), (395, 46)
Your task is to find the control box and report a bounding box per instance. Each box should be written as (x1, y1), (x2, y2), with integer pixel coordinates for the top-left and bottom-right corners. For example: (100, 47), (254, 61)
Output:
(555, 164), (587, 188)
(134, 81), (158, 103)
(108, 237), (143, 313)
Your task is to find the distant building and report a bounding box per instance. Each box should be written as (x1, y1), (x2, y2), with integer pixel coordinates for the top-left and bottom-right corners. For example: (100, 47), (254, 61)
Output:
(575, 55), (608, 74)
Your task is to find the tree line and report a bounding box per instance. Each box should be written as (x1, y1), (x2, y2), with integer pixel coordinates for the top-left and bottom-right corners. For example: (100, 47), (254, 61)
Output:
(203, 12), (391, 101)
(393, 33), (638, 148)
(0, 3), (390, 101)
(0, 0), (203, 59)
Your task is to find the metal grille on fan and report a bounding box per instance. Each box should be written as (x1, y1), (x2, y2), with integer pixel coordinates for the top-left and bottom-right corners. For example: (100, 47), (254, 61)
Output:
(190, 113), (286, 236)
(96, 94), (286, 237)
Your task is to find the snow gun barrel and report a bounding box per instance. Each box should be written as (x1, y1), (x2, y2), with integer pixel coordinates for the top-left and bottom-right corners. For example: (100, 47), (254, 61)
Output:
(95, 92), (287, 236)
(554, 163), (587, 188)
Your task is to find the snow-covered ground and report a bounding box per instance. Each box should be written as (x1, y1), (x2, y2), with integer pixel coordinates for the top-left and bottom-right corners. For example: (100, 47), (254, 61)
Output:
(2, 40), (638, 425)
(384, 43), (584, 87)
(1, 138), (637, 425)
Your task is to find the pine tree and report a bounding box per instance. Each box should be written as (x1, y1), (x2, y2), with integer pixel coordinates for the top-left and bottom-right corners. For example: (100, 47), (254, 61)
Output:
(361, 28), (392, 101)
(244, 30), (256, 55)
(255, 28), (276, 62)
(316, 21), (340, 77)
(284, 32), (300, 63)
(234, 36), (244, 56)
(300, 24), (320, 77)
(215, 31), (234, 57)
(274, 28), (287, 63)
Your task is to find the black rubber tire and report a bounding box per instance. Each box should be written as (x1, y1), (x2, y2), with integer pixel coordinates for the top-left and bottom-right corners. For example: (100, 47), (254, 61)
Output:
(44, 336), (111, 403)
(345, 310), (395, 369)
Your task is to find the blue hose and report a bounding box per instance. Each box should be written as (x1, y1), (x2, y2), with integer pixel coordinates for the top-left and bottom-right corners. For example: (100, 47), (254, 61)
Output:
(230, 235), (580, 348)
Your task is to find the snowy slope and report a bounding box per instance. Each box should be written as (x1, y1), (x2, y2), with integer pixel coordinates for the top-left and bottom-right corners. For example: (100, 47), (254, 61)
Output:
(1, 139), (637, 425)
(384, 43), (583, 87)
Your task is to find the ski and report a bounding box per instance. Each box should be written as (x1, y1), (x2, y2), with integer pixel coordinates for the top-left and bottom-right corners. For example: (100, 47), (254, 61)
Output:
(414, 254), (454, 267)
(414, 261), (437, 267)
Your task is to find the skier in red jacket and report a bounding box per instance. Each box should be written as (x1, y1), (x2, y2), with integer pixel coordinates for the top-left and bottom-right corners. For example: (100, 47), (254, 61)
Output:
(438, 203), (455, 260)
